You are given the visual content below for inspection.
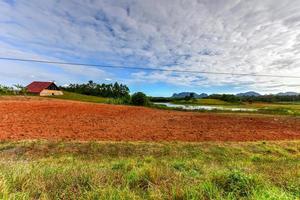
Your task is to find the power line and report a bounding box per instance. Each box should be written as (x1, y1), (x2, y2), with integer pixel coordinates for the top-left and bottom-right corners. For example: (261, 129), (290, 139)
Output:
(1, 56), (300, 79)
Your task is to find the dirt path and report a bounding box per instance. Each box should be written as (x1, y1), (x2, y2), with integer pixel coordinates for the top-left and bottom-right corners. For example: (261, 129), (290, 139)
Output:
(0, 99), (300, 141)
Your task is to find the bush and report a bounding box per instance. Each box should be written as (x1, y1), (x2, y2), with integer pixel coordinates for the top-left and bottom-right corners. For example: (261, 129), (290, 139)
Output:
(131, 92), (149, 106)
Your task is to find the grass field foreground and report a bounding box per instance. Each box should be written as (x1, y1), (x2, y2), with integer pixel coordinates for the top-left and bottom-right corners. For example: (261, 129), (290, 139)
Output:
(0, 141), (299, 199)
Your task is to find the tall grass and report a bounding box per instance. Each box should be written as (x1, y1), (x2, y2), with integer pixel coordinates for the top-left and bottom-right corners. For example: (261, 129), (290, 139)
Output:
(0, 141), (299, 199)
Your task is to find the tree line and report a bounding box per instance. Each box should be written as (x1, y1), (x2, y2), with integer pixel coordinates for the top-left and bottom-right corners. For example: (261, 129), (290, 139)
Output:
(150, 93), (300, 103)
(239, 95), (300, 103)
(0, 85), (27, 95)
(61, 81), (130, 98)
(204, 94), (241, 103)
(204, 94), (300, 103)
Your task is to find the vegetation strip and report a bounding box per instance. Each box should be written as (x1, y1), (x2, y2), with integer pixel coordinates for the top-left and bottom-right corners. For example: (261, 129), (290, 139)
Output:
(0, 141), (299, 199)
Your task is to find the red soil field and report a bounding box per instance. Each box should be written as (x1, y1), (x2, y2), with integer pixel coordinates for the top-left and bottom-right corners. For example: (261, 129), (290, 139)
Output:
(0, 98), (300, 142)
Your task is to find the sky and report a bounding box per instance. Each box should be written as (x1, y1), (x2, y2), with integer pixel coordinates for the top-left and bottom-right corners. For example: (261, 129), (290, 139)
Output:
(0, 0), (300, 96)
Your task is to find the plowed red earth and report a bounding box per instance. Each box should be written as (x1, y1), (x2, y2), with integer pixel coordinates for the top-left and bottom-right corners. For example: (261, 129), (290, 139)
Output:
(1, 98), (300, 141)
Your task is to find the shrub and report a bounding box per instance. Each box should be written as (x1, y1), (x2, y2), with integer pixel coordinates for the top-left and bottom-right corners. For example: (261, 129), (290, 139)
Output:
(130, 92), (149, 106)
(121, 95), (131, 104)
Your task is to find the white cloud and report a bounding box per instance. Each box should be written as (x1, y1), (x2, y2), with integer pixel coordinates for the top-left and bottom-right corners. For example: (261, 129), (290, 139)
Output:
(0, 0), (300, 92)
(0, 41), (110, 85)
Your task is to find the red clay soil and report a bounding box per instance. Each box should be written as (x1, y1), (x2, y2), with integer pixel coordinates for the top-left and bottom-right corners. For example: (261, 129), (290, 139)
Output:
(0, 99), (300, 142)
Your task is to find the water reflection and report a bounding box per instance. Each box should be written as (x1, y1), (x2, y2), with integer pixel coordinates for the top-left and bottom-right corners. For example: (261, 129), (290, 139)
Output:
(154, 102), (257, 112)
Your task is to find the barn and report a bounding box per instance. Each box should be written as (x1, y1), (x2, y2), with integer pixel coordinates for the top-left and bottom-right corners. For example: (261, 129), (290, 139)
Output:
(26, 81), (63, 96)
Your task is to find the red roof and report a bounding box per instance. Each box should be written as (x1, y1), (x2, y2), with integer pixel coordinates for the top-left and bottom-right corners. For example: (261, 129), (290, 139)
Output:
(26, 81), (54, 93)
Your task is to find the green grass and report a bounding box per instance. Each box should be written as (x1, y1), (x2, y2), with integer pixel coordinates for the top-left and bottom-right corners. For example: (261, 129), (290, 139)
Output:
(278, 101), (300, 105)
(0, 141), (299, 199)
(47, 91), (130, 105)
(0, 91), (115, 104)
(196, 98), (233, 105)
(234, 103), (300, 116)
(47, 91), (119, 104)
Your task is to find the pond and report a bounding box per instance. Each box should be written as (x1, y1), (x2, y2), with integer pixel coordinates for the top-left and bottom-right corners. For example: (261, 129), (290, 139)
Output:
(154, 102), (257, 112)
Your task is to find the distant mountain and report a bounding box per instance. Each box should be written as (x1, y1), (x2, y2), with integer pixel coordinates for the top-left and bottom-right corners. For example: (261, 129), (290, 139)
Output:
(276, 92), (299, 96)
(172, 92), (208, 98)
(236, 91), (261, 97)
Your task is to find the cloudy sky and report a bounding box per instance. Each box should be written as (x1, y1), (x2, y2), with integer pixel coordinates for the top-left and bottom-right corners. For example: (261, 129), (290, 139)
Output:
(1, 0), (300, 96)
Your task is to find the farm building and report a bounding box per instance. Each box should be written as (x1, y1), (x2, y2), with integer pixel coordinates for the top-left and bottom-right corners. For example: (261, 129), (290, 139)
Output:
(26, 81), (63, 96)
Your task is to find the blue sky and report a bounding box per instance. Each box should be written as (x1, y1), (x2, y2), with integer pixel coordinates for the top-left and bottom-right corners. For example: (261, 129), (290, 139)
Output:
(1, 0), (300, 96)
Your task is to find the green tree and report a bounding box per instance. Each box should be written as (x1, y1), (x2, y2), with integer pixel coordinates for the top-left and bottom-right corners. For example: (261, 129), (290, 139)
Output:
(14, 84), (28, 95)
(62, 81), (130, 98)
(131, 92), (149, 106)
(184, 93), (195, 101)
